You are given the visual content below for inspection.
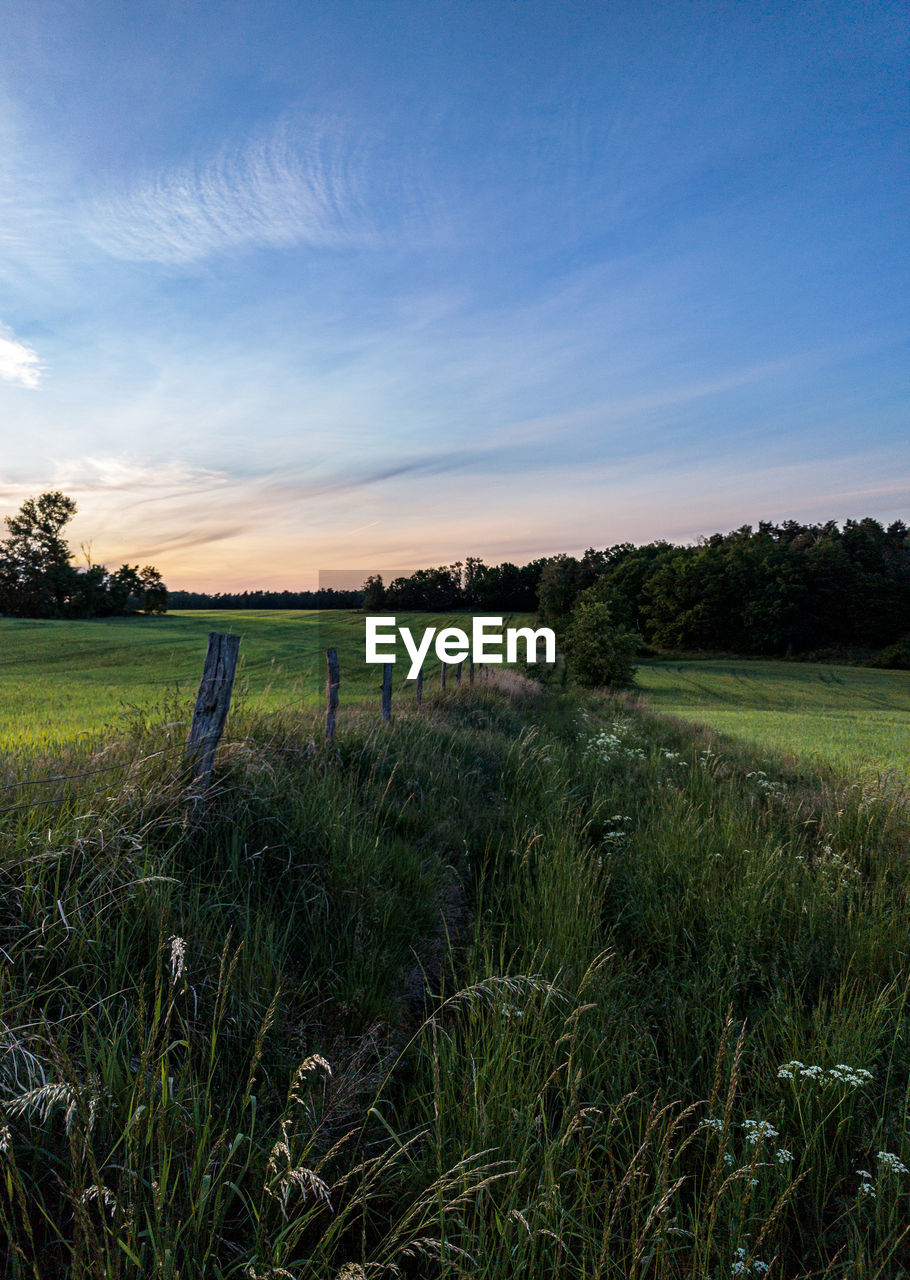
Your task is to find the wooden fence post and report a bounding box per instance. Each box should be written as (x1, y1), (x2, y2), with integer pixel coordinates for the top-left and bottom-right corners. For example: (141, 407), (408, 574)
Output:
(416, 663), (423, 710)
(469, 658), (474, 685)
(381, 662), (393, 721)
(456, 661), (463, 685)
(325, 648), (340, 744)
(441, 662), (447, 691)
(186, 632), (240, 784)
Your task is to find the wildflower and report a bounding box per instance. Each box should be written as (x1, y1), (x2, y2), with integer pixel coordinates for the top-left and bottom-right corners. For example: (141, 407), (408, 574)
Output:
(731, 1245), (770, 1276)
(742, 1118), (779, 1146)
(877, 1151), (909, 1175)
(777, 1060), (871, 1089)
(699, 1117), (724, 1132)
(775, 1148), (793, 1164)
(828, 1065), (872, 1086)
(857, 1169), (876, 1198)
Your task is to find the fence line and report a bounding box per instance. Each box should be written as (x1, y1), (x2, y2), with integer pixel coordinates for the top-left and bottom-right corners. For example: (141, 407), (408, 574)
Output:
(1, 635), (490, 816)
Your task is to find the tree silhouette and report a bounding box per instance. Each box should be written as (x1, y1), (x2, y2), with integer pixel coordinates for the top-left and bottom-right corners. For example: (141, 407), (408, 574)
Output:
(0, 492), (168, 618)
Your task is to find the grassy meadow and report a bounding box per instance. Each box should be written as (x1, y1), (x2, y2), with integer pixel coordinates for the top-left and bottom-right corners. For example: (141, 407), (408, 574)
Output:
(0, 610), (528, 750)
(0, 669), (909, 1276)
(2, 619), (910, 1275)
(637, 658), (910, 777)
(4, 614), (907, 781)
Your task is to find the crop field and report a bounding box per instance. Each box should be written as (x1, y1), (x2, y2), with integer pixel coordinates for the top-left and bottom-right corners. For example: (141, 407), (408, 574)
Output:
(636, 658), (910, 777)
(0, 610), (528, 749)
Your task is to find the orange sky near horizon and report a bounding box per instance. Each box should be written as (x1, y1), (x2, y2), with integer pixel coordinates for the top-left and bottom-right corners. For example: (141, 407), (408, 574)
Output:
(3, 446), (905, 594)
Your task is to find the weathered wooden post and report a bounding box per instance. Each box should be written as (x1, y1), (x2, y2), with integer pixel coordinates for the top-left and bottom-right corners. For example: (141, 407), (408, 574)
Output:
(456, 661), (463, 685)
(381, 662), (393, 721)
(440, 661), (447, 691)
(416, 663), (423, 710)
(186, 632), (240, 783)
(325, 648), (340, 744)
(469, 658), (475, 685)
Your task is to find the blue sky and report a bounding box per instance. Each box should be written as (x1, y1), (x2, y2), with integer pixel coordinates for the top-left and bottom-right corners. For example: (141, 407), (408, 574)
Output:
(0, 0), (906, 588)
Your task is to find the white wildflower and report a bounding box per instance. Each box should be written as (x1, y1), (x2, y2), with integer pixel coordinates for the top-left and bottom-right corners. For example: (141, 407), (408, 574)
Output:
(778, 1060), (871, 1089)
(731, 1245), (770, 1276)
(742, 1118), (779, 1146)
(877, 1151), (909, 1175)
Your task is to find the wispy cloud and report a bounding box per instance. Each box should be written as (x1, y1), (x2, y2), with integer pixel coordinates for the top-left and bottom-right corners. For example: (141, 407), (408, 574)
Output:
(83, 117), (388, 265)
(49, 456), (229, 494)
(0, 323), (42, 388)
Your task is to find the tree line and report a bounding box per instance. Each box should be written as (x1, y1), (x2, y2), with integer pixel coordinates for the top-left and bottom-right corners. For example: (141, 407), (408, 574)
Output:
(536, 518), (910, 655)
(362, 557), (543, 613)
(2, 494), (907, 666)
(0, 492), (167, 618)
(361, 518), (910, 661)
(167, 588), (363, 609)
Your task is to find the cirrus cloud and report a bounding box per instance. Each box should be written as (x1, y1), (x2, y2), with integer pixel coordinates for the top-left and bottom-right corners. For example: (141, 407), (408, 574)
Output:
(82, 116), (392, 266)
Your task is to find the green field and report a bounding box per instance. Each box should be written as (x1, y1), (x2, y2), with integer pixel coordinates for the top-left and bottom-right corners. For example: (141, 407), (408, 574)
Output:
(4, 616), (910, 776)
(637, 657), (910, 776)
(0, 610), (525, 749)
(4, 619), (910, 1273)
(3, 675), (910, 1275)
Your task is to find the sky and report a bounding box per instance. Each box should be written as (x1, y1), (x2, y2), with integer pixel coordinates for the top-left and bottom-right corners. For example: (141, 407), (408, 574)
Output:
(0, 0), (907, 590)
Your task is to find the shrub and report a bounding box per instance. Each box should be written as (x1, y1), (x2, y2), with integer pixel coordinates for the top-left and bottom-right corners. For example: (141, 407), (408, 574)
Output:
(563, 596), (638, 687)
(874, 634), (910, 669)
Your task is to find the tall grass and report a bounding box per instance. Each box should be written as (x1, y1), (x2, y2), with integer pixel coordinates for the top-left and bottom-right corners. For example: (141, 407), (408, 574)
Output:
(0, 679), (908, 1276)
(395, 692), (910, 1275)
